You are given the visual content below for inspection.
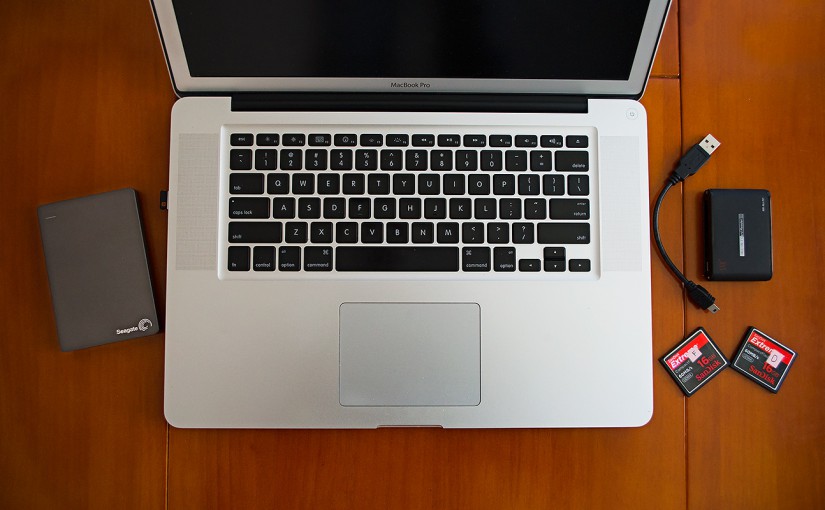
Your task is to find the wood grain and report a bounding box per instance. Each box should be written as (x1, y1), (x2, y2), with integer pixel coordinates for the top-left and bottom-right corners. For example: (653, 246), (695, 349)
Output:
(0, 0), (171, 508)
(680, 1), (825, 508)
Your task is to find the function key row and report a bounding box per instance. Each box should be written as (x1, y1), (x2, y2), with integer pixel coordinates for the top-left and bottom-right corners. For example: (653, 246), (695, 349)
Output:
(230, 133), (588, 149)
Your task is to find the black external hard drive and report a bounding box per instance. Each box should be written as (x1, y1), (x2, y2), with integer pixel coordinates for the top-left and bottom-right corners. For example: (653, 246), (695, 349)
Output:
(704, 189), (773, 280)
(38, 189), (159, 351)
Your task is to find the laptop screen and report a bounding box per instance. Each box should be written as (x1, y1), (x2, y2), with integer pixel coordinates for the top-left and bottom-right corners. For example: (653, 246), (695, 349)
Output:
(155, 0), (669, 95)
(172, 0), (650, 81)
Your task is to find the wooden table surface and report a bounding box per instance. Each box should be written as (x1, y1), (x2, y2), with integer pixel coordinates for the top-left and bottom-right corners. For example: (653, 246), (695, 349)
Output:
(2, 1), (823, 508)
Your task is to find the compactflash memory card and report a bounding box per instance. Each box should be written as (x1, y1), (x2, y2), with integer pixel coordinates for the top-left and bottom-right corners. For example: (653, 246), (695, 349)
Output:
(661, 328), (729, 396)
(731, 327), (796, 393)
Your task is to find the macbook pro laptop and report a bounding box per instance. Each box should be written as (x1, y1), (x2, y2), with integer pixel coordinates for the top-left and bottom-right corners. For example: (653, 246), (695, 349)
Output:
(152, 0), (670, 428)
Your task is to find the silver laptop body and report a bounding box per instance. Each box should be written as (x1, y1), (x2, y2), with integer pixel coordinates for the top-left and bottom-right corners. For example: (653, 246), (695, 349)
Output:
(153, 0), (670, 428)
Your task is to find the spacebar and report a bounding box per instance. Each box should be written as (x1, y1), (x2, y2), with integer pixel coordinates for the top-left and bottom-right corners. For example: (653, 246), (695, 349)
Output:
(336, 247), (459, 271)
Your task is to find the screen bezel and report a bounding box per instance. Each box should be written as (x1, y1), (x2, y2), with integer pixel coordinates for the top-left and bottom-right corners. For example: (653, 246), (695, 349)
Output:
(151, 0), (671, 98)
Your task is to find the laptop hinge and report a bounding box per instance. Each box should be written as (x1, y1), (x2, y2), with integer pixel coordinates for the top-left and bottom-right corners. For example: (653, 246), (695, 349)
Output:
(230, 93), (588, 114)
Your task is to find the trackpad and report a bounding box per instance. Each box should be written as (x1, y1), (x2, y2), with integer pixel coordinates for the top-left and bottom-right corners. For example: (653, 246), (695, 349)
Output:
(339, 303), (481, 407)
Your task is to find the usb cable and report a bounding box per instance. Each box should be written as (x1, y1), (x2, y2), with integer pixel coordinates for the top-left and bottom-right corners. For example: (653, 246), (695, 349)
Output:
(653, 134), (721, 312)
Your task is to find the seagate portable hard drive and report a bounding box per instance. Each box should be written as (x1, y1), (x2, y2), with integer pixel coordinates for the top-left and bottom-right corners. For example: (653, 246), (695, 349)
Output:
(38, 189), (159, 351)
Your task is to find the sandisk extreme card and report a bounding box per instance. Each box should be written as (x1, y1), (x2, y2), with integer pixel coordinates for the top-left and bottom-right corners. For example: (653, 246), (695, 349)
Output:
(661, 328), (729, 396)
(731, 327), (796, 393)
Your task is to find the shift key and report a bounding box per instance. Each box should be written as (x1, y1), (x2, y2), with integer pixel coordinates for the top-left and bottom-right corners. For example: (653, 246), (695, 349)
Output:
(229, 197), (270, 219)
(538, 223), (590, 244)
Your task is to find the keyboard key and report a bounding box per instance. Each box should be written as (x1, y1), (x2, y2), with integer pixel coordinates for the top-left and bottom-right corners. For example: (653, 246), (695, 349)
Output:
(418, 174), (440, 195)
(360, 134), (383, 146)
(348, 198), (370, 218)
(538, 223), (590, 244)
(493, 174), (515, 195)
(336, 222), (358, 243)
(443, 174), (465, 195)
(487, 222), (509, 244)
(518, 174), (540, 195)
(412, 134), (435, 147)
(317, 173), (340, 194)
(530, 151), (552, 171)
(323, 197), (346, 219)
(512, 223), (534, 244)
(431, 150), (453, 171)
(568, 175), (590, 196)
(505, 150), (527, 171)
(474, 198), (496, 219)
(437, 222), (460, 243)
(374, 197), (396, 219)
(229, 173), (264, 194)
(468, 174), (490, 195)
(298, 197), (321, 220)
(230, 133), (253, 146)
(283, 134), (305, 146)
(256, 133), (279, 146)
(230, 149), (252, 170)
(489, 135), (512, 147)
(406, 150), (428, 170)
(550, 198), (590, 220)
(227, 246), (250, 271)
(360, 222), (384, 243)
(544, 260), (565, 272)
(386, 134), (409, 147)
(399, 198), (422, 219)
(424, 198), (447, 219)
(543, 175), (565, 195)
(285, 222), (308, 243)
(278, 247), (300, 271)
(342, 173), (365, 194)
(252, 246), (276, 271)
(544, 247), (566, 260)
(337, 247), (459, 271)
(334, 134), (357, 146)
(455, 150), (478, 171)
(437, 134), (461, 147)
(499, 198), (521, 219)
(386, 222), (409, 243)
(308, 134), (331, 146)
(306, 149), (328, 170)
(304, 246), (333, 271)
(515, 135), (538, 148)
(566, 135), (589, 148)
(524, 199), (547, 219)
(368, 174), (390, 195)
(462, 247), (491, 271)
(331, 149), (353, 170)
(228, 222), (282, 243)
(412, 222), (435, 243)
(449, 198), (471, 219)
(280, 149), (302, 170)
(555, 151), (589, 171)
(540, 135), (563, 148)
(494, 247), (516, 272)
(291, 174), (315, 194)
(255, 149), (277, 170)
(229, 197), (269, 219)
(481, 150), (503, 171)
(310, 222), (333, 243)
(462, 223), (484, 243)
(519, 259), (541, 272)
(380, 149), (403, 170)
(272, 197), (296, 218)
(463, 135), (486, 147)
(569, 259), (592, 272)
(393, 174), (415, 195)
(355, 149), (378, 170)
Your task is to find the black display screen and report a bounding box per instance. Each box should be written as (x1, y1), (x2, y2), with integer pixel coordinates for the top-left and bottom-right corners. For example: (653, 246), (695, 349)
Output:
(172, 0), (651, 81)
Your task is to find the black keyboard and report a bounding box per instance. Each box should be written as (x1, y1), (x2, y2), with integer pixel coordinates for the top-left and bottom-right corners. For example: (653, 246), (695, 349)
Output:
(221, 126), (596, 276)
